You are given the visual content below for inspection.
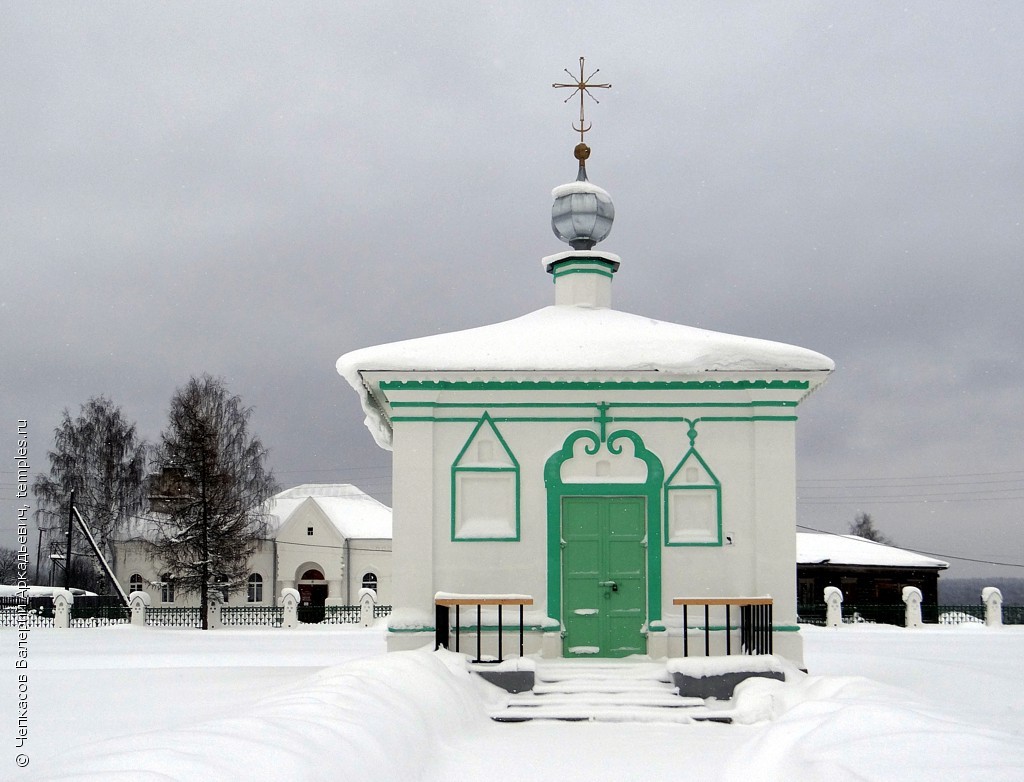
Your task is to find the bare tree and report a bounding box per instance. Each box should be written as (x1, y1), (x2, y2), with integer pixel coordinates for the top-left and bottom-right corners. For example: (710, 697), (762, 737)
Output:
(0, 547), (19, 584)
(849, 511), (893, 545)
(32, 397), (148, 586)
(150, 376), (276, 629)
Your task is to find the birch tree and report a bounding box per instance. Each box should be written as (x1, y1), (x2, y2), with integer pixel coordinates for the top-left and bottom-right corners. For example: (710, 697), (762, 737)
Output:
(32, 396), (148, 585)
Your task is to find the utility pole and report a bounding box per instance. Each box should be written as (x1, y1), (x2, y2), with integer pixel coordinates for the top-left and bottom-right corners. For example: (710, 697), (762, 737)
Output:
(200, 468), (209, 630)
(34, 525), (44, 584)
(64, 489), (75, 590)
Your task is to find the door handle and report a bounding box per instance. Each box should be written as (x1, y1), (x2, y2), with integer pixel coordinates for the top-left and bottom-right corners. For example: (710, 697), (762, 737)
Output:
(599, 580), (618, 592)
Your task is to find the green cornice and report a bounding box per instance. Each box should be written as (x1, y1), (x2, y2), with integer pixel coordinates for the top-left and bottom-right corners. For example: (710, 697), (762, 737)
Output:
(381, 379), (810, 392)
(390, 400), (797, 409)
(392, 414), (797, 424)
(547, 256), (619, 275)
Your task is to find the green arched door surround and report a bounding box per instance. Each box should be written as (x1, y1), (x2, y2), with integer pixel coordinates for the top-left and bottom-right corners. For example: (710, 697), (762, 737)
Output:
(545, 429), (664, 657)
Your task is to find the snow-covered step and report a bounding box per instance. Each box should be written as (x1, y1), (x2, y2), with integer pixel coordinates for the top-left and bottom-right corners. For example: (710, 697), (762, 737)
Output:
(493, 704), (733, 724)
(507, 692), (705, 708)
(532, 679), (674, 695)
(488, 659), (731, 723)
(537, 661), (670, 676)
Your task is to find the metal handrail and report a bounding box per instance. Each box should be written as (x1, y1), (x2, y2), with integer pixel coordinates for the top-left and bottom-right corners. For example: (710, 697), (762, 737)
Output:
(434, 595), (534, 663)
(672, 596), (774, 657)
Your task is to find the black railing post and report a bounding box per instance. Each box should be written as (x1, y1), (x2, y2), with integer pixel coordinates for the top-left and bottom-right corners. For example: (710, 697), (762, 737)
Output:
(497, 604), (503, 662)
(683, 604), (689, 657)
(519, 604), (525, 657)
(704, 604), (710, 656)
(475, 604), (482, 663)
(745, 605), (753, 655)
(455, 604), (461, 652)
(435, 603), (450, 651)
(726, 604), (732, 655)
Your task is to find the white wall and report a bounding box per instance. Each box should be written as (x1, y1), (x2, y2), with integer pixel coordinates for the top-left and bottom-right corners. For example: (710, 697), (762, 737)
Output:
(386, 376), (811, 663)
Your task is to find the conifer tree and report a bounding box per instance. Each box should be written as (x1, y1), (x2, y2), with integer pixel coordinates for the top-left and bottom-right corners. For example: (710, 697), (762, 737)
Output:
(150, 376), (276, 628)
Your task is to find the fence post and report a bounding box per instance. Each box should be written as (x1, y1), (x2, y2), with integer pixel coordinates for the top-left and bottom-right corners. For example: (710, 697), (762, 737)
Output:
(129, 591), (151, 627)
(824, 586), (843, 627)
(983, 587), (1003, 627)
(53, 590), (73, 629)
(359, 588), (377, 627)
(281, 588), (299, 629)
(206, 595), (223, 630)
(902, 586), (923, 628)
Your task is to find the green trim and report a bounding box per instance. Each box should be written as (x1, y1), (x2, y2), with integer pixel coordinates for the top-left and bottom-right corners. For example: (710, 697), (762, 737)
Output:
(381, 380), (811, 392)
(390, 400), (797, 409)
(443, 624), (551, 633)
(451, 413), (521, 542)
(682, 625), (800, 632)
(552, 266), (615, 281)
(664, 447), (723, 547)
(388, 623), (800, 634)
(393, 414), (797, 424)
(544, 429), (665, 647)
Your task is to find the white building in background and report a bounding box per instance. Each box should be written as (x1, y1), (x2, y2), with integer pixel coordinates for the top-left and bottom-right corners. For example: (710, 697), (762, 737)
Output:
(338, 145), (833, 664)
(113, 484), (392, 610)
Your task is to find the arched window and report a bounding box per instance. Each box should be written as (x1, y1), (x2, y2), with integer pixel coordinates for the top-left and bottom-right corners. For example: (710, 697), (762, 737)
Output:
(160, 573), (175, 604)
(129, 574), (144, 594)
(247, 573), (263, 603)
(215, 574), (229, 603)
(361, 572), (378, 591)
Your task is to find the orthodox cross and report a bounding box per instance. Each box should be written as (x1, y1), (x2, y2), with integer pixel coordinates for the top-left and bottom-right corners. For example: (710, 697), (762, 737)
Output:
(553, 57), (611, 143)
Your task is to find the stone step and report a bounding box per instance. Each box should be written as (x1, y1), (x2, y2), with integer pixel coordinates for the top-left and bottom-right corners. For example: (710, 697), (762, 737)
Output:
(488, 658), (730, 723)
(492, 704), (733, 724)
(535, 661), (672, 682)
(507, 692), (705, 708)
(531, 679), (675, 695)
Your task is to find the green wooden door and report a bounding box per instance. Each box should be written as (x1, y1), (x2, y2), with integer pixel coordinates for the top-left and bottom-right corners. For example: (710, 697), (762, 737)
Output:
(562, 496), (647, 658)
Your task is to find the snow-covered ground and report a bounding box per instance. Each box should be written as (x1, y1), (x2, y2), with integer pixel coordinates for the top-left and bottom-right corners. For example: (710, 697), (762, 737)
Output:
(6, 624), (1023, 781)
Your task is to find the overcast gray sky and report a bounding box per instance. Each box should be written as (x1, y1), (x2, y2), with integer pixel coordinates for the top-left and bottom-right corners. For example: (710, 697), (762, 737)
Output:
(3, 2), (1022, 579)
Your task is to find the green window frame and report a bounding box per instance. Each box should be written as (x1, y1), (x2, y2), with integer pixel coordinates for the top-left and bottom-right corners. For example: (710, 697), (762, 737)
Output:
(451, 413), (520, 541)
(664, 447), (722, 546)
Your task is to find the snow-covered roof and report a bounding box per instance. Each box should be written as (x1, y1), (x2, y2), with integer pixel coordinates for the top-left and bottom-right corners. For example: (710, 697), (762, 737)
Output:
(117, 484), (391, 543)
(338, 304), (834, 448)
(267, 484), (392, 541)
(797, 532), (948, 569)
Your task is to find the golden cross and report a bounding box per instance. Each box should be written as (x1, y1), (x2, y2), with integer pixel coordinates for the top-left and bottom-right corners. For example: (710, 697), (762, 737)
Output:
(553, 57), (611, 143)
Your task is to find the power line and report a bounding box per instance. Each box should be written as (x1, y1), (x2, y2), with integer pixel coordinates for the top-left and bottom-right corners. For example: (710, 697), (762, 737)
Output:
(798, 495), (1024, 505)
(799, 468), (1024, 484)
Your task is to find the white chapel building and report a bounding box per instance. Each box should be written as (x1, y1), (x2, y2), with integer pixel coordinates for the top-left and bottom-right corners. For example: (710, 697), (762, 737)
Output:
(338, 143), (832, 664)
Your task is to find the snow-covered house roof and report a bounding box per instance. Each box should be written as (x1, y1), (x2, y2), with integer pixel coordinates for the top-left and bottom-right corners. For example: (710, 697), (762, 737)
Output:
(796, 532), (948, 569)
(338, 305), (834, 449)
(266, 484), (392, 541)
(117, 483), (391, 543)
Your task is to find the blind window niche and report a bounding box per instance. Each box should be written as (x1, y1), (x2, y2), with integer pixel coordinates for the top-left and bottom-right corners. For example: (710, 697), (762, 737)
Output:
(451, 413), (520, 541)
(664, 447), (722, 546)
